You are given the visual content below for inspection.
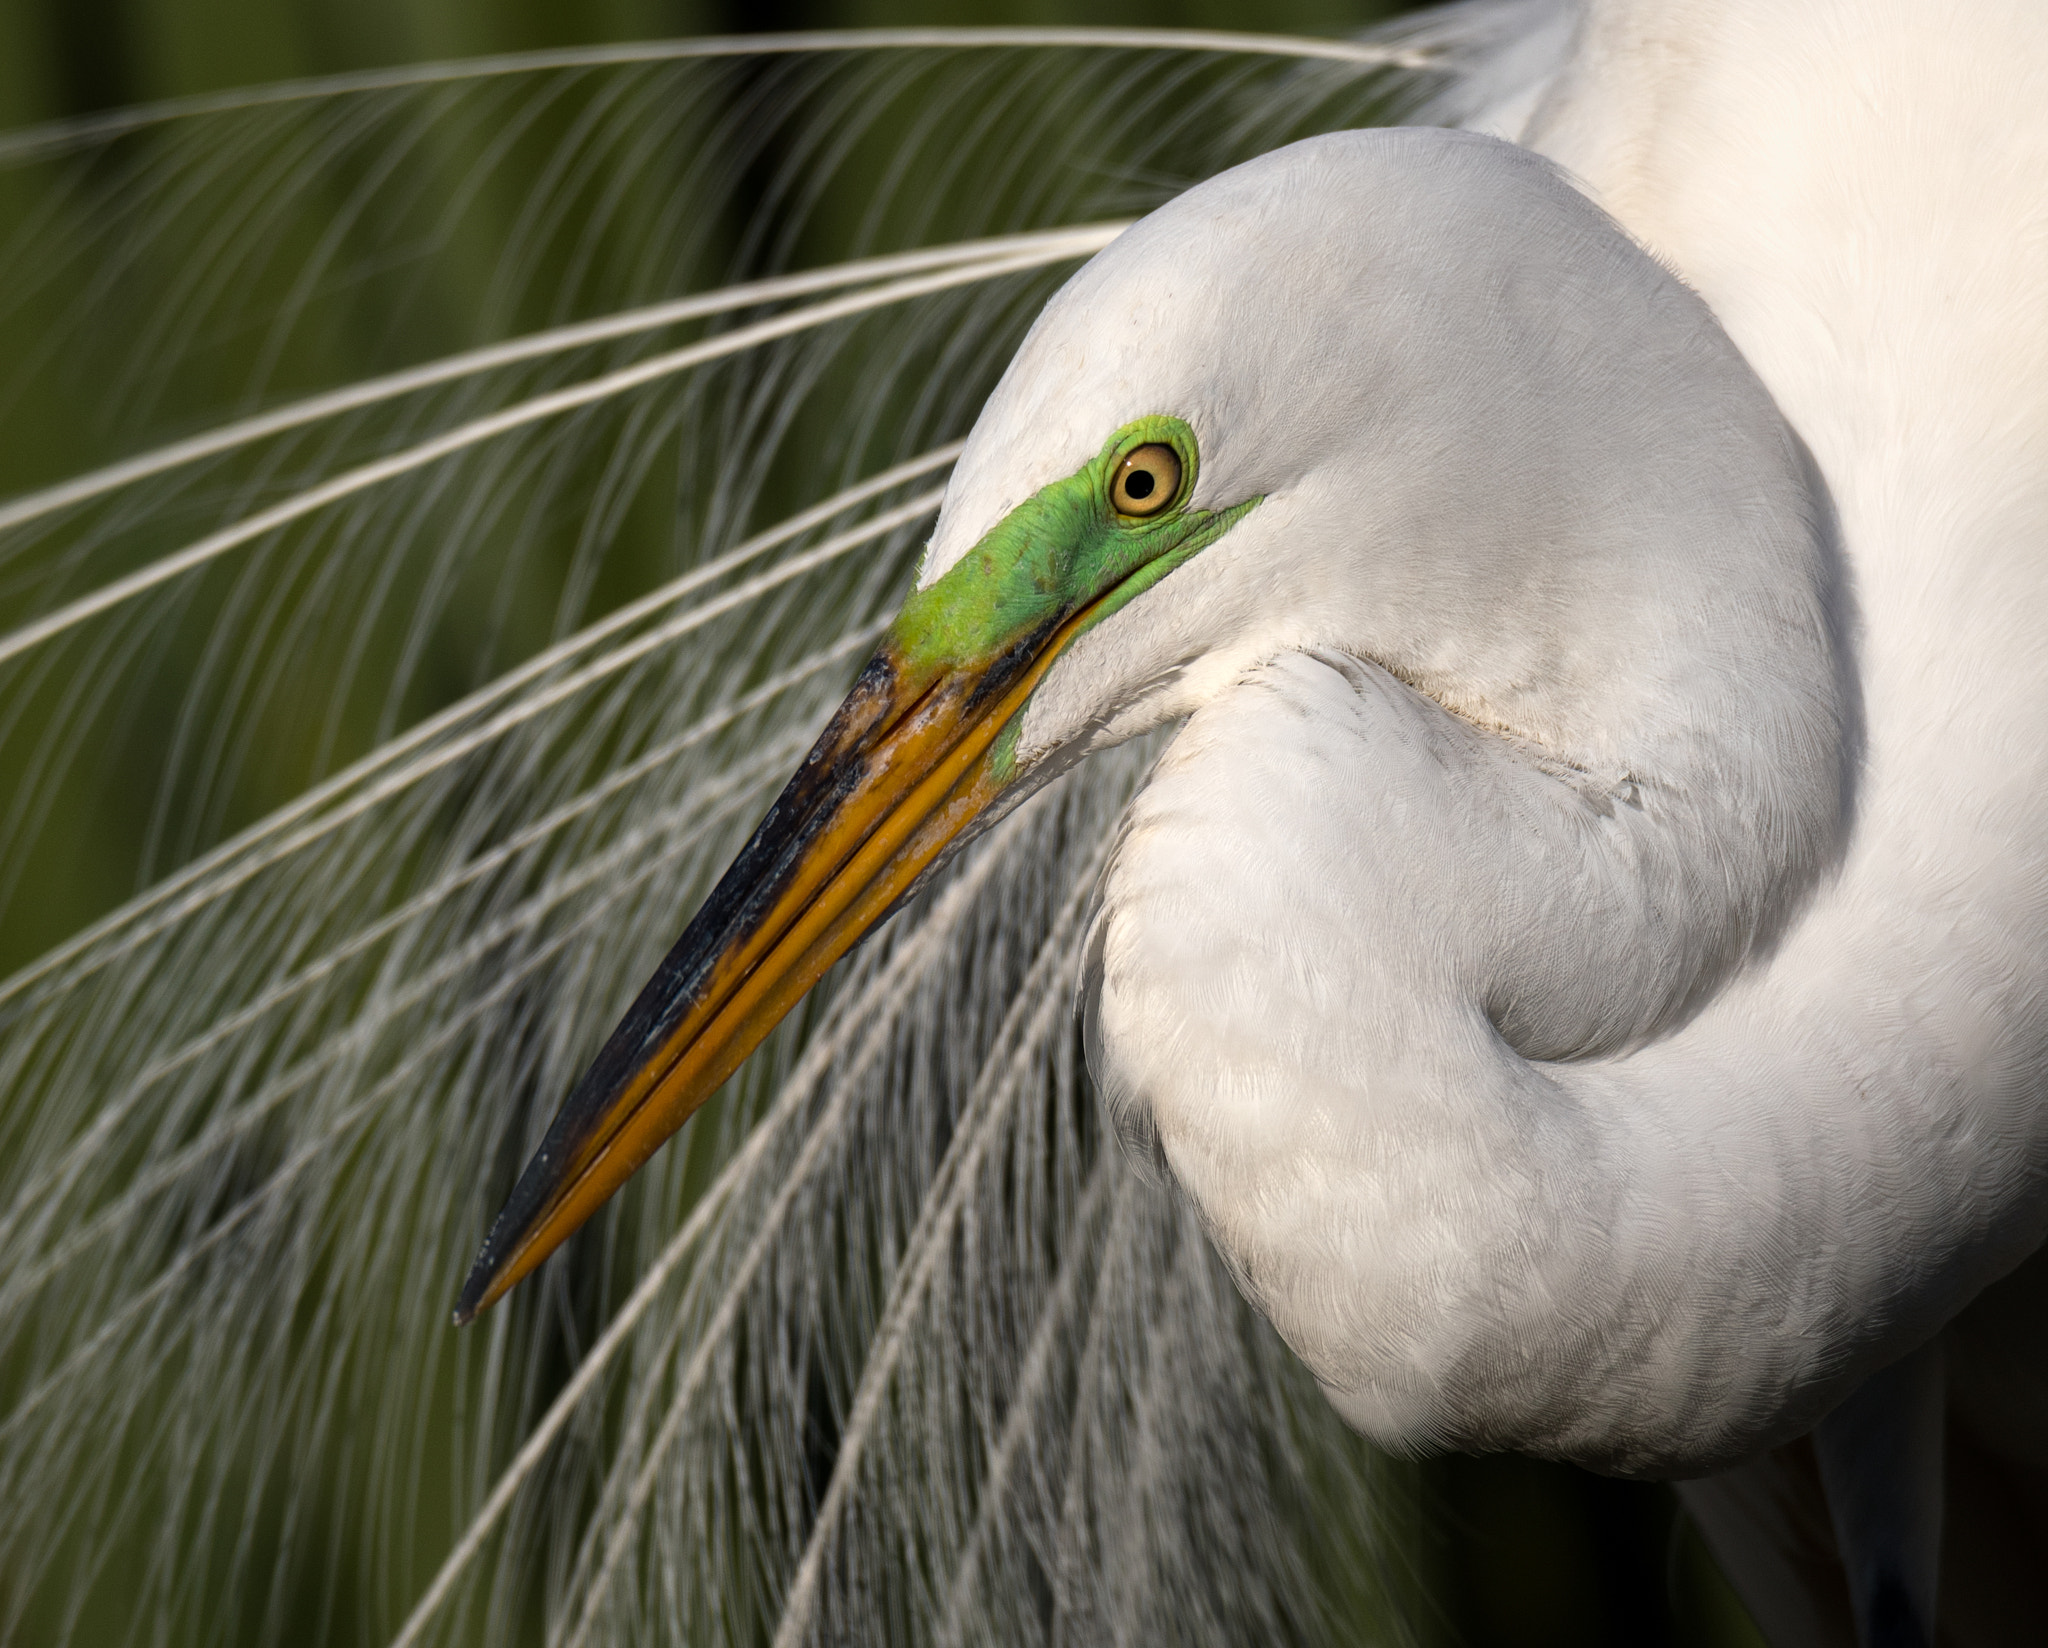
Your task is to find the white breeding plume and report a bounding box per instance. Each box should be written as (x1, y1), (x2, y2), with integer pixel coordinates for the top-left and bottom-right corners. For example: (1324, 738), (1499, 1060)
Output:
(0, 6), (2042, 1648)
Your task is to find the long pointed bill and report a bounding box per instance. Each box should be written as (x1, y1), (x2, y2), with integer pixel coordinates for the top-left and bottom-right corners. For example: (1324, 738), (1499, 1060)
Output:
(456, 416), (1254, 1323)
(454, 633), (1047, 1322)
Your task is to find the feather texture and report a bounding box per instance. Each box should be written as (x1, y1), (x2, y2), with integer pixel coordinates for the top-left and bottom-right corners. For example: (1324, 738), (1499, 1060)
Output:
(0, 22), (1504, 1647)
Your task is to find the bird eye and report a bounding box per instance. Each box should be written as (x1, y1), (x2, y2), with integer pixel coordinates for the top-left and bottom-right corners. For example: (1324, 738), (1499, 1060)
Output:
(1110, 444), (1181, 517)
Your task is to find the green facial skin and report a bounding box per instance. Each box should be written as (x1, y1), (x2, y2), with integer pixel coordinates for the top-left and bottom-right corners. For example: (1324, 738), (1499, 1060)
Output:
(888, 416), (1261, 781)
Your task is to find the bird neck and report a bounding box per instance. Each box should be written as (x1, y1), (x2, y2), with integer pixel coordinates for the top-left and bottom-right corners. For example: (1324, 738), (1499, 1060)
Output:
(1081, 644), (1834, 1472)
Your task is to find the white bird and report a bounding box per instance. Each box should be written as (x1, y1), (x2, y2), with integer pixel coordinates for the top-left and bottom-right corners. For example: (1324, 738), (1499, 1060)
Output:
(4, 5), (2046, 1647)
(460, 5), (2048, 1643)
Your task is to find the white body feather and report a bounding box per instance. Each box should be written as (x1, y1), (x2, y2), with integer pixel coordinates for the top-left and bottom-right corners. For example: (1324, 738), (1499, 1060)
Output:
(924, 0), (2048, 1477)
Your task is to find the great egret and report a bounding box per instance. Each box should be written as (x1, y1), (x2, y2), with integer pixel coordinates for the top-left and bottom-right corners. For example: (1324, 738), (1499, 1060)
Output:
(2, 4), (2041, 1647)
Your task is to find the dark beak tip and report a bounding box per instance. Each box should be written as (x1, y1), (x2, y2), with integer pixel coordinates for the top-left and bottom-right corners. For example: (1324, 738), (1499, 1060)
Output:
(451, 1250), (499, 1328)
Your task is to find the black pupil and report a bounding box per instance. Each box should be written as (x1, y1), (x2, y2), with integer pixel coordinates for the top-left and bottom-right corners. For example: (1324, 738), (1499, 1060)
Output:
(1124, 468), (1156, 500)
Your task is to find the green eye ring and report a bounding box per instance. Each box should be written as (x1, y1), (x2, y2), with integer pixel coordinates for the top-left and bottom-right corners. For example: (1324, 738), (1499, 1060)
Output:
(1103, 416), (1197, 523)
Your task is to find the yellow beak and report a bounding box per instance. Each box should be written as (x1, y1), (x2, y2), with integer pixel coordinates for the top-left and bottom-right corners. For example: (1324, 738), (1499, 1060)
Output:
(453, 621), (1074, 1323)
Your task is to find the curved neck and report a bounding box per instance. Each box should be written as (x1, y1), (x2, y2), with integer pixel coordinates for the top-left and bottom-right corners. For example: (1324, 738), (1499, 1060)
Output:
(1083, 647), (1837, 1473)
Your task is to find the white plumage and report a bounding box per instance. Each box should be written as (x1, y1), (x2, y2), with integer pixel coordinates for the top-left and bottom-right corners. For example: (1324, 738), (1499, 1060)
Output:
(4, 5), (2046, 1646)
(870, 3), (2048, 1632)
(933, 125), (1853, 1469)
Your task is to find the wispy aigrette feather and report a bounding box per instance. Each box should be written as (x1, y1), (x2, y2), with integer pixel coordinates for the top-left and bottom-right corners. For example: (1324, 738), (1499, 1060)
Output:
(0, 21), (1533, 1646)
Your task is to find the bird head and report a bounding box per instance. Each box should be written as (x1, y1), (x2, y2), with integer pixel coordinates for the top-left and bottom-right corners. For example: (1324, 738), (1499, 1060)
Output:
(457, 128), (1847, 1322)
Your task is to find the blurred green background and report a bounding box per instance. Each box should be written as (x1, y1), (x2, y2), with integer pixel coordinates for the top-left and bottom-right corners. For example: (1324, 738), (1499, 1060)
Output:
(0, 1), (1768, 1644)
(0, 0), (1403, 128)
